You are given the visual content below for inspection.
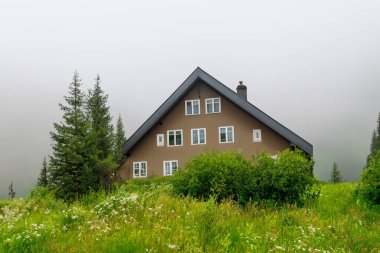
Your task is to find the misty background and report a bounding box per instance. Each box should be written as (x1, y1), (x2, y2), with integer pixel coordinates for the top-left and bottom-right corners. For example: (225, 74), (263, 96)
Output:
(1, 1), (379, 199)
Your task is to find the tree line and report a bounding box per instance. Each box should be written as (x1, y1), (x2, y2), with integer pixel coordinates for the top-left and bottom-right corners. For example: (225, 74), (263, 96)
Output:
(36, 72), (126, 202)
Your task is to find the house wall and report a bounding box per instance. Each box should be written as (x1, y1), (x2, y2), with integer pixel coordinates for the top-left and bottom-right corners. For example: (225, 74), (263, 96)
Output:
(117, 81), (290, 180)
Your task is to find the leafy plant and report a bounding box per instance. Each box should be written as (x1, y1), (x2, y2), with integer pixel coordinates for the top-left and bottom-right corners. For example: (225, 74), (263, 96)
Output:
(358, 151), (380, 205)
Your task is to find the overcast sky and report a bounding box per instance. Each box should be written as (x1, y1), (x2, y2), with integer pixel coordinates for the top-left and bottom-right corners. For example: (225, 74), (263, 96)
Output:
(1, 0), (380, 198)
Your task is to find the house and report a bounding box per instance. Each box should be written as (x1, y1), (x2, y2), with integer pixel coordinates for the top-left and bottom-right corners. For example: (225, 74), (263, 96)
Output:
(117, 67), (313, 180)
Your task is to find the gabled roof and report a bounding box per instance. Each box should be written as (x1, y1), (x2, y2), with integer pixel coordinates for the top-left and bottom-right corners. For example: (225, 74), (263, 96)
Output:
(123, 67), (313, 156)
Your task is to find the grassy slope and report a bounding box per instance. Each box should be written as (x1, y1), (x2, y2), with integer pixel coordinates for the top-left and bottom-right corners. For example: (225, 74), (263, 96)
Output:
(0, 182), (379, 253)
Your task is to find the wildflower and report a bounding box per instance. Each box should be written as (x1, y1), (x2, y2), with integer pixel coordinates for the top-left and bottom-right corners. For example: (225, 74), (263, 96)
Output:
(168, 244), (178, 249)
(274, 245), (285, 251)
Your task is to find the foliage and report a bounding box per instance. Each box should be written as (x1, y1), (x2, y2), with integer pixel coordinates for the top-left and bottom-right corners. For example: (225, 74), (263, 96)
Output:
(251, 149), (317, 205)
(1, 183), (379, 252)
(173, 151), (255, 204)
(37, 157), (49, 187)
(113, 115), (127, 164)
(358, 151), (380, 205)
(173, 149), (317, 205)
(367, 113), (380, 167)
(329, 162), (343, 183)
(49, 72), (97, 202)
(8, 181), (15, 199)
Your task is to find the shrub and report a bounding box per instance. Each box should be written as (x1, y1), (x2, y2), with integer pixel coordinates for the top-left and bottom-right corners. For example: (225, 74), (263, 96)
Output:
(173, 149), (318, 205)
(251, 149), (317, 204)
(358, 151), (380, 205)
(172, 151), (255, 204)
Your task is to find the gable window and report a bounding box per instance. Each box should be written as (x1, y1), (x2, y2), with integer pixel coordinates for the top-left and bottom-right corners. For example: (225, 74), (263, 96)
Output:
(167, 130), (183, 147)
(191, 128), (206, 145)
(163, 160), (178, 176)
(206, 98), (221, 114)
(219, 126), (234, 143)
(253, 129), (262, 142)
(133, 162), (147, 178)
(185, 100), (200, 115)
(157, 134), (164, 146)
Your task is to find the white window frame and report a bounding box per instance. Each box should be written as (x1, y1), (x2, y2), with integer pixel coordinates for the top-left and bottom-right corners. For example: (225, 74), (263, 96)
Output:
(163, 160), (178, 176)
(191, 128), (206, 145)
(253, 129), (262, 142)
(167, 130), (183, 147)
(219, 126), (234, 143)
(133, 161), (147, 178)
(205, 97), (221, 114)
(185, 99), (201, 115)
(157, 134), (164, 146)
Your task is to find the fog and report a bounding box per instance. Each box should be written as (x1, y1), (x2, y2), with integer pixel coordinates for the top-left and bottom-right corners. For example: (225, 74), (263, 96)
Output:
(1, 0), (380, 198)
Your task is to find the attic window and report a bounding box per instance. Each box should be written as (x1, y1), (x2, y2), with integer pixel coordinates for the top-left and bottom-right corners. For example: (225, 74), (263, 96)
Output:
(206, 98), (221, 114)
(185, 100), (200, 115)
(157, 134), (164, 146)
(253, 129), (262, 142)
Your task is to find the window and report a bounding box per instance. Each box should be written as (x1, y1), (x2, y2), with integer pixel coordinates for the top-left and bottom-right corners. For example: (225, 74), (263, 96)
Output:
(191, 128), (206, 145)
(167, 130), (183, 147)
(133, 162), (147, 178)
(253, 129), (262, 142)
(163, 160), (178, 176)
(157, 134), (164, 146)
(206, 98), (221, 114)
(185, 100), (200, 115)
(219, 126), (234, 143)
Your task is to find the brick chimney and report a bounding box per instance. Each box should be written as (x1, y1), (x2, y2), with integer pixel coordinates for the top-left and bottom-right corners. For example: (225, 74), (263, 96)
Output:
(236, 81), (247, 100)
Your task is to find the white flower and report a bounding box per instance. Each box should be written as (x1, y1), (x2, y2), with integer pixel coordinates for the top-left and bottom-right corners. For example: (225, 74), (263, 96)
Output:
(168, 244), (178, 249)
(274, 245), (285, 251)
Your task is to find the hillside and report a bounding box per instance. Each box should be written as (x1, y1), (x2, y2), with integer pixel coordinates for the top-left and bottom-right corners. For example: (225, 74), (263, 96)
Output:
(1, 182), (379, 252)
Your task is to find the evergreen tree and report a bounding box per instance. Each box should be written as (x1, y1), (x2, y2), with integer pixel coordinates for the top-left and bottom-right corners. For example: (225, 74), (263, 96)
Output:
(366, 113), (380, 167)
(49, 71), (96, 202)
(8, 181), (15, 199)
(113, 115), (127, 164)
(330, 162), (343, 183)
(86, 75), (114, 160)
(37, 157), (49, 187)
(86, 75), (116, 190)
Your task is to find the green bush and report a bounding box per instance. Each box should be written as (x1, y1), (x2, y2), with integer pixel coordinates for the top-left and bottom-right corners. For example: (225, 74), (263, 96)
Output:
(358, 151), (380, 205)
(173, 149), (318, 205)
(173, 151), (255, 204)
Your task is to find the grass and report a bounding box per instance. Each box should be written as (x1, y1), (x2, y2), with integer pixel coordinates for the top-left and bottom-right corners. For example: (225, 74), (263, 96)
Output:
(1, 182), (379, 252)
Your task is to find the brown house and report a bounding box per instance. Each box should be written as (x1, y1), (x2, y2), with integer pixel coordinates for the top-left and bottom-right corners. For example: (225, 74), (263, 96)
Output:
(117, 68), (313, 180)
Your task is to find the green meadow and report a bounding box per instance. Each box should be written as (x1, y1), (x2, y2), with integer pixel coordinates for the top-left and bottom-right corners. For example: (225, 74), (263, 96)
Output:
(1, 182), (379, 253)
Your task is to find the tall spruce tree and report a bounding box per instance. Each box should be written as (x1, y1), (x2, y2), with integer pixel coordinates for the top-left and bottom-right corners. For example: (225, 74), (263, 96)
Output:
(37, 157), (49, 187)
(366, 113), (380, 167)
(49, 72), (96, 202)
(330, 162), (343, 183)
(114, 115), (127, 164)
(86, 75), (116, 189)
(8, 181), (15, 199)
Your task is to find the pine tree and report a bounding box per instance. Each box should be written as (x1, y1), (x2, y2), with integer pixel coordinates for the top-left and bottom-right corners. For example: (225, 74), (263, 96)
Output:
(37, 157), (49, 187)
(366, 113), (380, 167)
(8, 181), (15, 199)
(330, 162), (343, 183)
(86, 75), (116, 190)
(113, 115), (127, 164)
(49, 71), (96, 202)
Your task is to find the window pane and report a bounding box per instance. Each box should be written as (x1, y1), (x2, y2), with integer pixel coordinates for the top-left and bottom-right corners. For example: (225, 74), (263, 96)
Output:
(186, 101), (192, 115)
(199, 129), (205, 144)
(193, 101), (199, 114)
(227, 127), (233, 142)
(214, 99), (220, 113)
(141, 163), (146, 176)
(220, 128), (226, 142)
(165, 162), (170, 175)
(206, 100), (212, 113)
(193, 130), (198, 144)
(172, 162), (178, 172)
(176, 131), (182, 145)
(169, 132), (175, 146)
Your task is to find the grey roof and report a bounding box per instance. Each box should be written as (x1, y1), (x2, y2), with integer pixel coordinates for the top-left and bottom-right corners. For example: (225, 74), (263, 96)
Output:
(123, 67), (313, 156)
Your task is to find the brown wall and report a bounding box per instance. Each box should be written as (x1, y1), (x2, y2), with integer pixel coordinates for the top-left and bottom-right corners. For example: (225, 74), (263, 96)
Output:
(117, 82), (290, 180)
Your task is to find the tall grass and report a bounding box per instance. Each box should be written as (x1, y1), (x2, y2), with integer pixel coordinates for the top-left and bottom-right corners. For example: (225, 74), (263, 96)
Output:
(1, 182), (379, 252)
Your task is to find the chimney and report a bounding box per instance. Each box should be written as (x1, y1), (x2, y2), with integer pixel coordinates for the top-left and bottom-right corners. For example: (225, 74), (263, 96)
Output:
(236, 81), (247, 100)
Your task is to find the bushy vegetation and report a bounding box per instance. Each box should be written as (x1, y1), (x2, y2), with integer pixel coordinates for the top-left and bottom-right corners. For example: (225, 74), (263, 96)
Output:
(1, 183), (379, 252)
(358, 151), (380, 205)
(173, 149), (318, 205)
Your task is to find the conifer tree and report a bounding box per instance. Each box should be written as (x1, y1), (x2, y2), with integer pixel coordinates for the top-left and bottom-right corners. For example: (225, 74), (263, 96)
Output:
(86, 75), (116, 190)
(114, 115), (127, 164)
(8, 181), (15, 199)
(366, 113), (380, 167)
(37, 157), (49, 187)
(49, 72), (96, 202)
(330, 162), (343, 183)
